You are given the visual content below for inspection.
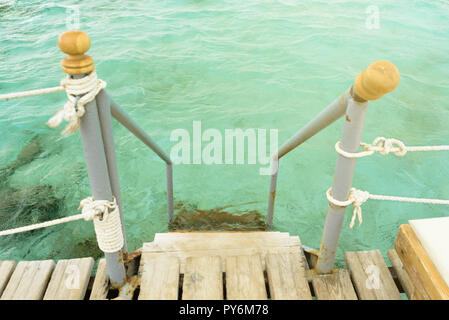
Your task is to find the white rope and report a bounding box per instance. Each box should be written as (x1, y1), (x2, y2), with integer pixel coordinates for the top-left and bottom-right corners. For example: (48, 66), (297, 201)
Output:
(335, 137), (449, 158)
(326, 187), (449, 229)
(47, 71), (106, 134)
(0, 86), (65, 101)
(0, 200), (99, 237)
(0, 197), (124, 254)
(79, 197), (124, 253)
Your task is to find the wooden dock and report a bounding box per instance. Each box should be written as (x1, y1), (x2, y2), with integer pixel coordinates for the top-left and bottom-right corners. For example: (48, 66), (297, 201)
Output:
(0, 231), (419, 300)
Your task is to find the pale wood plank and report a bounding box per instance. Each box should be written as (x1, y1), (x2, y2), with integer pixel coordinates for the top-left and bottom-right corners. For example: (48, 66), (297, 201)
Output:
(395, 224), (449, 300)
(387, 249), (413, 298)
(1, 260), (55, 300)
(138, 254), (180, 300)
(345, 250), (401, 300)
(312, 270), (358, 300)
(182, 256), (223, 300)
(43, 258), (94, 300)
(141, 236), (302, 274)
(89, 259), (109, 300)
(0, 261), (16, 297)
(265, 252), (312, 300)
(226, 255), (267, 300)
(150, 237), (297, 252)
(409, 218), (449, 288)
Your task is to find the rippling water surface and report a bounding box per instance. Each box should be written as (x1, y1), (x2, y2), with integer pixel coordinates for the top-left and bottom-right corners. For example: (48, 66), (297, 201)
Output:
(1, 0), (449, 267)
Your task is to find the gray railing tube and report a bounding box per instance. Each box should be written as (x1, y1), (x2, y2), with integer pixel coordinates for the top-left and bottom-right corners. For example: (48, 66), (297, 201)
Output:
(96, 89), (128, 253)
(58, 30), (127, 288)
(315, 61), (400, 273)
(109, 95), (174, 222)
(314, 94), (367, 273)
(78, 79), (127, 287)
(266, 89), (350, 226)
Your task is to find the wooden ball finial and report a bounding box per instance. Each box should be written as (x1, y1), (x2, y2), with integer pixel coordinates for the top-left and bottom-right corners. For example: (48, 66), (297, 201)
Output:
(354, 61), (400, 101)
(58, 30), (94, 75)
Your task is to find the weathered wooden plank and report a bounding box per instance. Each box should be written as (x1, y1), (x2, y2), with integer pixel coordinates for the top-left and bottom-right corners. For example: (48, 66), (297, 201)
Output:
(149, 237), (297, 252)
(141, 242), (301, 274)
(265, 252), (312, 300)
(409, 218), (449, 288)
(89, 258), (109, 300)
(226, 255), (267, 300)
(138, 254), (180, 300)
(387, 249), (413, 298)
(345, 250), (401, 300)
(0, 261), (15, 297)
(43, 257), (94, 300)
(395, 224), (449, 300)
(182, 256), (223, 300)
(312, 270), (358, 300)
(1, 260), (55, 300)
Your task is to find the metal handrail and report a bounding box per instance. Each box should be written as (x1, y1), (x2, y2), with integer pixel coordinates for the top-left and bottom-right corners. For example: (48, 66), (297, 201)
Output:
(266, 88), (351, 226)
(265, 60), (400, 274)
(109, 94), (174, 222)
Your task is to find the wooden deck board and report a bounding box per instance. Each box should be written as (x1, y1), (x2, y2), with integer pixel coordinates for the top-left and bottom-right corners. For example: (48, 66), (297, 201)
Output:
(182, 256), (223, 300)
(395, 224), (449, 300)
(226, 255), (267, 300)
(89, 258), (109, 300)
(345, 250), (401, 300)
(0, 261), (15, 297)
(1, 260), (55, 300)
(312, 270), (358, 300)
(265, 252), (312, 300)
(43, 257), (94, 300)
(141, 233), (302, 274)
(387, 249), (413, 298)
(138, 254), (180, 300)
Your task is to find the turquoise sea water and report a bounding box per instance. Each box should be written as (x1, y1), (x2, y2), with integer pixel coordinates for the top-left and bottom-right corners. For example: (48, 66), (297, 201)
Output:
(1, 0), (449, 268)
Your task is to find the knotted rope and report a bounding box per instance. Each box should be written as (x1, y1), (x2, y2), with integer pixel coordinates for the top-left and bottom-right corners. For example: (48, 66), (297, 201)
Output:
(326, 187), (449, 228)
(47, 71), (106, 134)
(79, 197), (124, 253)
(335, 137), (449, 158)
(0, 197), (124, 254)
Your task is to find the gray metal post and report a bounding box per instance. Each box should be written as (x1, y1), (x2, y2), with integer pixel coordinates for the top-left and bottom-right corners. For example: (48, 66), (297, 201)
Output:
(315, 61), (400, 273)
(108, 94), (174, 222)
(266, 89), (350, 226)
(78, 80), (127, 287)
(57, 30), (127, 288)
(314, 94), (367, 273)
(96, 89), (128, 253)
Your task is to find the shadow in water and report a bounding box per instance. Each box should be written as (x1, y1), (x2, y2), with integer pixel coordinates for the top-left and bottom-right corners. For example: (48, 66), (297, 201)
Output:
(169, 200), (267, 231)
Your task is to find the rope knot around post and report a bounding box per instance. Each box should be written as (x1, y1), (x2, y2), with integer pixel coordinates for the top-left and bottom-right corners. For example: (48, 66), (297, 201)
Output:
(361, 137), (407, 156)
(79, 197), (124, 253)
(47, 30), (106, 134)
(326, 187), (370, 228)
(47, 71), (106, 134)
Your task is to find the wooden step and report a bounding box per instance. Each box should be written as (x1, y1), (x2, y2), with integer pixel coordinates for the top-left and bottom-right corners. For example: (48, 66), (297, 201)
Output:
(1, 260), (55, 300)
(182, 256), (223, 300)
(266, 252), (312, 300)
(345, 250), (401, 300)
(138, 255), (180, 300)
(0, 261), (15, 297)
(225, 254), (267, 300)
(43, 257), (94, 300)
(311, 270), (357, 300)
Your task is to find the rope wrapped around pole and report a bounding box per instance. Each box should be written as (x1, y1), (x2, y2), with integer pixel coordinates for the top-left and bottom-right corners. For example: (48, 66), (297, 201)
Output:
(326, 187), (449, 229)
(47, 71), (106, 134)
(0, 197), (125, 254)
(335, 137), (449, 158)
(79, 197), (124, 253)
